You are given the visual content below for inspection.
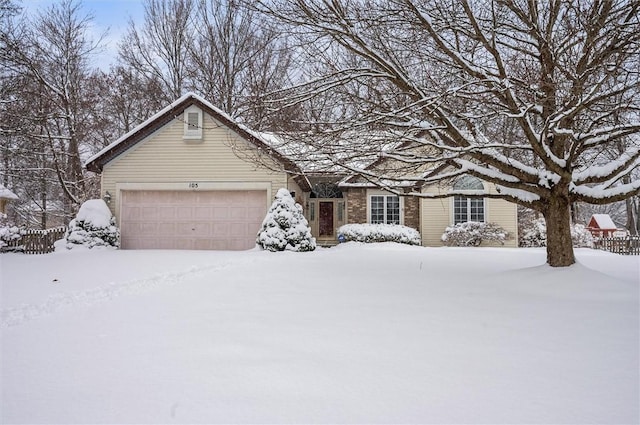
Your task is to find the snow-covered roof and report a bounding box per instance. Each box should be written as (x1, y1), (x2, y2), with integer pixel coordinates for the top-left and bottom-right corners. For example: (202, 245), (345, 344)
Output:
(85, 92), (234, 166)
(254, 130), (396, 175)
(0, 184), (18, 200)
(84, 92), (311, 191)
(590, 214), (617, 230)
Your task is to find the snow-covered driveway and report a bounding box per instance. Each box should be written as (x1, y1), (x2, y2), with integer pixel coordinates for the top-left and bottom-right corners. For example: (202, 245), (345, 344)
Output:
(1, 244), (638, 423)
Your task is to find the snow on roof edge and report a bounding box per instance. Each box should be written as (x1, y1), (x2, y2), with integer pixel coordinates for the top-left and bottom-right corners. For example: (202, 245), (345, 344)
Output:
(0, 184), (18, 200)
(591, 214), (617, 229)
(85, 92), (239, 167)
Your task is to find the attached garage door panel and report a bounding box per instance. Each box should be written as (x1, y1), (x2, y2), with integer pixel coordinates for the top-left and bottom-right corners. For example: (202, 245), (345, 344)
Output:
(121, 190), (267, 250)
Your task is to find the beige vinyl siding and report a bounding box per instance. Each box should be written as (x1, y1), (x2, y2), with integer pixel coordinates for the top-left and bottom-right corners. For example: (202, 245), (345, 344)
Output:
(485, 183), (518, 247)
(287, 177), (304, 202)
(486, 198), (518, 247)
(100, 111), (290, 223)
(420, 184), (451, 246)
(420, 182), (518, 247)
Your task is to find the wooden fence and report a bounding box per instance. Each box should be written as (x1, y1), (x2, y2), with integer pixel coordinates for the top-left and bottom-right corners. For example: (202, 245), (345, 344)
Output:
(2, 226), (67, 255)
(593, 236), (640, 255)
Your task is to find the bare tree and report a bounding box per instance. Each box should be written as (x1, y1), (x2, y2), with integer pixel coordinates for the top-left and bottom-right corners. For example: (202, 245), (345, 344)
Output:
(255, 0), (640, 267)
(0, 0), (18, 20)
(92, 66), (167, 140)
(187, 0), (294, 125)
(119, 0), (194, 100)
(117, 0), (295, 125)
(1, 0), (102, 225)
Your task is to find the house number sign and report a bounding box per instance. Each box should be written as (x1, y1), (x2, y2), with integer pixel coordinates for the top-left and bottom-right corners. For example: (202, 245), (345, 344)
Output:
(188, 182), (199, 189)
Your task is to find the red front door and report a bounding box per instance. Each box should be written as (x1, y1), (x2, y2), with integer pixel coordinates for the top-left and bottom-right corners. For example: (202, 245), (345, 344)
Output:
(319, 201), (334, 237)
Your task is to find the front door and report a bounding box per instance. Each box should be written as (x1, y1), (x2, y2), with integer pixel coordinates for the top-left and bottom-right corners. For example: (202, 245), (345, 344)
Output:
(319, 201), (334, 237)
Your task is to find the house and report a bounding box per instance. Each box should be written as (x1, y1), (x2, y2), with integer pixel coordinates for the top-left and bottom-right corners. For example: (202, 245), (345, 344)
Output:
(338, 166), (518, 247)
(0, 184), (18, 215)
(86, 93), (311, 250)
(86, 93), (518, 250)
(586, 214), (618, 238)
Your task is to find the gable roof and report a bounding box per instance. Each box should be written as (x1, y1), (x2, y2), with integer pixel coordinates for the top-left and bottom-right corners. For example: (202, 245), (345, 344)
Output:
(85, 93), (310, 191)
(589, 214), (617, 230)
(0, 184), (18, 200)
(338, 139), (444, 190)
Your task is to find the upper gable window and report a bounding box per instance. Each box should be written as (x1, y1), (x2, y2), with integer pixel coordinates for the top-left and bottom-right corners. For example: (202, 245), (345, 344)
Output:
(183, 106), (203, 140)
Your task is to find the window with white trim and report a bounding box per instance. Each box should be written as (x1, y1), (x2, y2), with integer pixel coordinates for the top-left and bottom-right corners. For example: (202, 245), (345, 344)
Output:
(183, 106), (203, 140)
(452, 176), (485, 224)
(370, 194), (400, 224)
(454, 196), (485, 224)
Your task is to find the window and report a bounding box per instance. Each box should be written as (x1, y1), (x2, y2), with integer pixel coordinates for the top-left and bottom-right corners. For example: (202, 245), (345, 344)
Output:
(370, 195), (400, 224)
(454, 196), (485, 224)
(453, 175), (485, 191)
(309, 201), (316, 221)
(452, 176), (485, 224)
(183, 106), (203, 139)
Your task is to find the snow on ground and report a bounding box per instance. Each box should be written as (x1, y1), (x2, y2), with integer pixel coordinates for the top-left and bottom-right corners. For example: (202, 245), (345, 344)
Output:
(1, 244), (638, 424)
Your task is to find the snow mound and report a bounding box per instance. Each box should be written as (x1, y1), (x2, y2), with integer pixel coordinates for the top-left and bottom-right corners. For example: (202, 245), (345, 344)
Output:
(75, 199), (113, 228)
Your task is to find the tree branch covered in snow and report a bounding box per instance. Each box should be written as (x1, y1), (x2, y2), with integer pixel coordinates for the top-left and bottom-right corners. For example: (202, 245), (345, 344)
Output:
(253, 0), (640, 266)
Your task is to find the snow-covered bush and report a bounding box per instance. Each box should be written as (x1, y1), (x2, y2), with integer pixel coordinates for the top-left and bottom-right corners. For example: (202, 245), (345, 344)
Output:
(66, 199), (120, 249)
(519, 217), (547, 247)
(0, 214), (25, 252)
(519, 218), (593, 248)
(441, 221), (509, 247)
(337, 223), (421, 245)
(571, 223), (594, 248)
(256, 188), (316, 252)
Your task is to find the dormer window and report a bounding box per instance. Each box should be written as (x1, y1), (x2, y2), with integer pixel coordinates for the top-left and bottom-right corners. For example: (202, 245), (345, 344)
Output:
(183, 106), (203, 140)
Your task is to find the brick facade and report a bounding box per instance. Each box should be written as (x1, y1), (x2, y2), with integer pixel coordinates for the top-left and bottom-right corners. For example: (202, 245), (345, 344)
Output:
(403, 195), (420, 231)
(344, 188), (421, 231)
(345, 188), (367, 224)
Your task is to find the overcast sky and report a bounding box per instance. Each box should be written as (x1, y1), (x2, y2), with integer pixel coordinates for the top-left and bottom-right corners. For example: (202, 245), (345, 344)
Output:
(20, 0), (146, 69)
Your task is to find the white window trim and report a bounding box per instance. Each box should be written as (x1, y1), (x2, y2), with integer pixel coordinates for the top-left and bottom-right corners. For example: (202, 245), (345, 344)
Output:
(366, 189), (404, 225)
(450, 176), (488, 224)
(452, 196), (487, 224)
(183, 106), (203, 140)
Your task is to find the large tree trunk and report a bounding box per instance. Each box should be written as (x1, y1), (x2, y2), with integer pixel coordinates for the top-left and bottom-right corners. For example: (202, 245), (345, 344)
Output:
(544, 193), (576, 267)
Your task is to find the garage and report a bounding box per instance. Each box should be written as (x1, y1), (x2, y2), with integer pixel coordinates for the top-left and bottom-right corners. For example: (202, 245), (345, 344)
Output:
(120, 190), (267, 250)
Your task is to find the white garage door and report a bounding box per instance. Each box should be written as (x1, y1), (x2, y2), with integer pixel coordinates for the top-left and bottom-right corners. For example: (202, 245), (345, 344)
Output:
(120, 190), (267, 250)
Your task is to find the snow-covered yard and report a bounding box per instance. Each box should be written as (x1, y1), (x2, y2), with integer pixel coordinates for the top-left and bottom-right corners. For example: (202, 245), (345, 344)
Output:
(1, 244), (638, 424)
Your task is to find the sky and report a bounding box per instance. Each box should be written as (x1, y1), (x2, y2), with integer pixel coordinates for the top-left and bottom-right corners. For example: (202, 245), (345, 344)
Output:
(19, 0), (147, 69)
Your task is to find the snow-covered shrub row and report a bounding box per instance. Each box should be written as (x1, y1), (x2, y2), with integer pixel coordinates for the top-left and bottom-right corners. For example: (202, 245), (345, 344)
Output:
(337, 223), (421, 245)
(256, 188), (316, 252)
(0, 214), (25, 252)
(519, 218), (593, 248)
(441, 221), (509, 247)
(66, 199), (120, 249)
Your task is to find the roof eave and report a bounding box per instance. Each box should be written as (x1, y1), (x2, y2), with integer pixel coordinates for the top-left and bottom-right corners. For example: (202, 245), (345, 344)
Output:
(84, 93), (311, 192)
